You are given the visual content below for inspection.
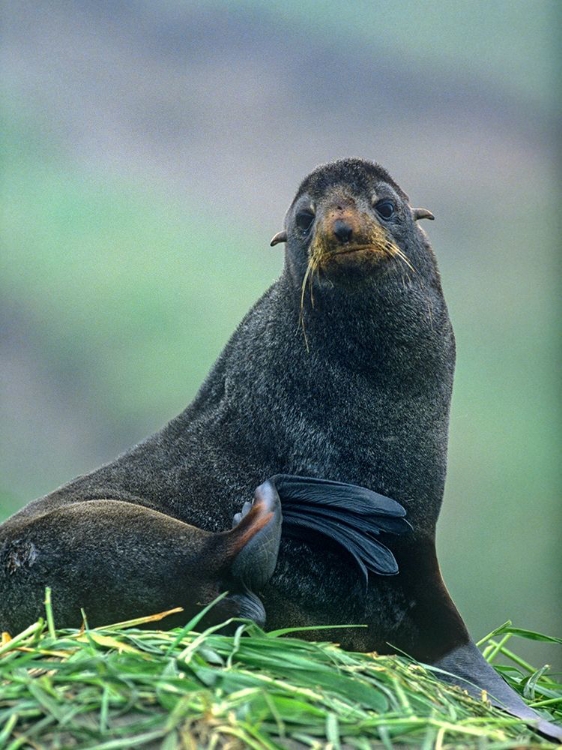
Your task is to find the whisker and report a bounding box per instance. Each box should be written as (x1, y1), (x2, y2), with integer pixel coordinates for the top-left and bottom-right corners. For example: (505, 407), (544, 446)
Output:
(300, 262), (312, 315)
(299, 252), (320, 353)
(388, 244), (416, 274)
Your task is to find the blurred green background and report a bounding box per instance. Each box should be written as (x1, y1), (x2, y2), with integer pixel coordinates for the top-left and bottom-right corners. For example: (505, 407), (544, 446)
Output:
(1, 1), (560, 665)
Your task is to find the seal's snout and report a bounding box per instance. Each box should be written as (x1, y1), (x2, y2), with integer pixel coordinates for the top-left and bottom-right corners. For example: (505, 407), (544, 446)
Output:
(324, 203), (362, 248)
(332, 218), (353, 244)
(311, 200), (394, 270)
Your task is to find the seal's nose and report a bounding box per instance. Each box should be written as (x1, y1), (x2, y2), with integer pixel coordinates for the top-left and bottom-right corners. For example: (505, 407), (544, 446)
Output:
(333, 219), (353, 244)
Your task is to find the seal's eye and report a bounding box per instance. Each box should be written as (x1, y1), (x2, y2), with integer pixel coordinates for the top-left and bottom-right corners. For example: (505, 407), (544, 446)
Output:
(375, 200), (395, 220)
(295, 209), (315, 233)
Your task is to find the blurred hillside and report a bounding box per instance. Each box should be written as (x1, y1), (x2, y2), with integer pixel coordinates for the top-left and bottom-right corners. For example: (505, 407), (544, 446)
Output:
(1, 1), (560, 664)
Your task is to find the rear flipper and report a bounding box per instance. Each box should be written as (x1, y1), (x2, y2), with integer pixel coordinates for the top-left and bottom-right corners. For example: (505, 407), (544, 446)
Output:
(268, 474), (411, 581)
(432, 641), (562, 742)
(231, 479), (282, 591)
(225, 479), (283, 625)
(0, 490), (282, 634)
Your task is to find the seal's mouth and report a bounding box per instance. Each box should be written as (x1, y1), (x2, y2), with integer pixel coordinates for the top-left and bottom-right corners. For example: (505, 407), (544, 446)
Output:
(308, 223), (410, 274)
(326, 244), (387, 259)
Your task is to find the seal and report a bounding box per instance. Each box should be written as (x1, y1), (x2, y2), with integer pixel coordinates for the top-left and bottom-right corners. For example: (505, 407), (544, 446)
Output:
(1, 158), (560, 741)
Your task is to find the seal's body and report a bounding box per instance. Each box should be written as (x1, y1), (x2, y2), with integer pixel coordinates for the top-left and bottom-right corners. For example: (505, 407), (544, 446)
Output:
(2, 159), (454, 651)
(1, 159), (560, 740)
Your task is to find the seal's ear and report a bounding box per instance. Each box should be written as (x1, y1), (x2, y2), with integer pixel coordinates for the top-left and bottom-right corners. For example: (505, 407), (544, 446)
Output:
(270, 230), (288, 247)
(413, 208), (435, 221)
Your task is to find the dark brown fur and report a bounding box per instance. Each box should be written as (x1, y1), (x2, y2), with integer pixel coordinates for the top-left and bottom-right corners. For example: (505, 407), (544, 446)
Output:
(1, 158), (560, 740)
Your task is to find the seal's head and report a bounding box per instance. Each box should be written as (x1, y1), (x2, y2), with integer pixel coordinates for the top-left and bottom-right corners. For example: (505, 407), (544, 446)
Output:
(271, 158), (435, 294)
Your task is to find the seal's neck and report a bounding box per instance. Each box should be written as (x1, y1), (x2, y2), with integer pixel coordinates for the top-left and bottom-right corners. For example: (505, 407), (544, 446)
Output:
(283, 268), (455, 383)
(269, 269), (455, 531)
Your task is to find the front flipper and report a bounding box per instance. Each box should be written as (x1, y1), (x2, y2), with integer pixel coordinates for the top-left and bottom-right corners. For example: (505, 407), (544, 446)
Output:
(268, 474), (412, 581)
(433, 641), (562, 742)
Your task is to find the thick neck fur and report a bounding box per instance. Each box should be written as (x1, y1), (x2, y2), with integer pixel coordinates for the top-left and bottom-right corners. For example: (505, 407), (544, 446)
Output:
(191, 251), (455, 534)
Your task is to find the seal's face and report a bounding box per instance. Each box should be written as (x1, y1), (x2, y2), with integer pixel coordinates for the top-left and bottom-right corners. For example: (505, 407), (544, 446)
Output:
(293, 186), (410, 277)
(272, 158), (435, 291)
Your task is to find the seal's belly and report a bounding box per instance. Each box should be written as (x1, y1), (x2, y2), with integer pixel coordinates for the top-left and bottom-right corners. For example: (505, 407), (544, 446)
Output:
(261, 537), (409, 652)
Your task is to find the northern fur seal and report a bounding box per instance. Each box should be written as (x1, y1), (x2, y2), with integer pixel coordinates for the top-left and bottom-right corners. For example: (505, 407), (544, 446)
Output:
(1, 158), (560, 741)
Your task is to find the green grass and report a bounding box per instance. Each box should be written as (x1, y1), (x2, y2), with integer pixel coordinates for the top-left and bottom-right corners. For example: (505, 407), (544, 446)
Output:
(0, 596), (560, 749)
